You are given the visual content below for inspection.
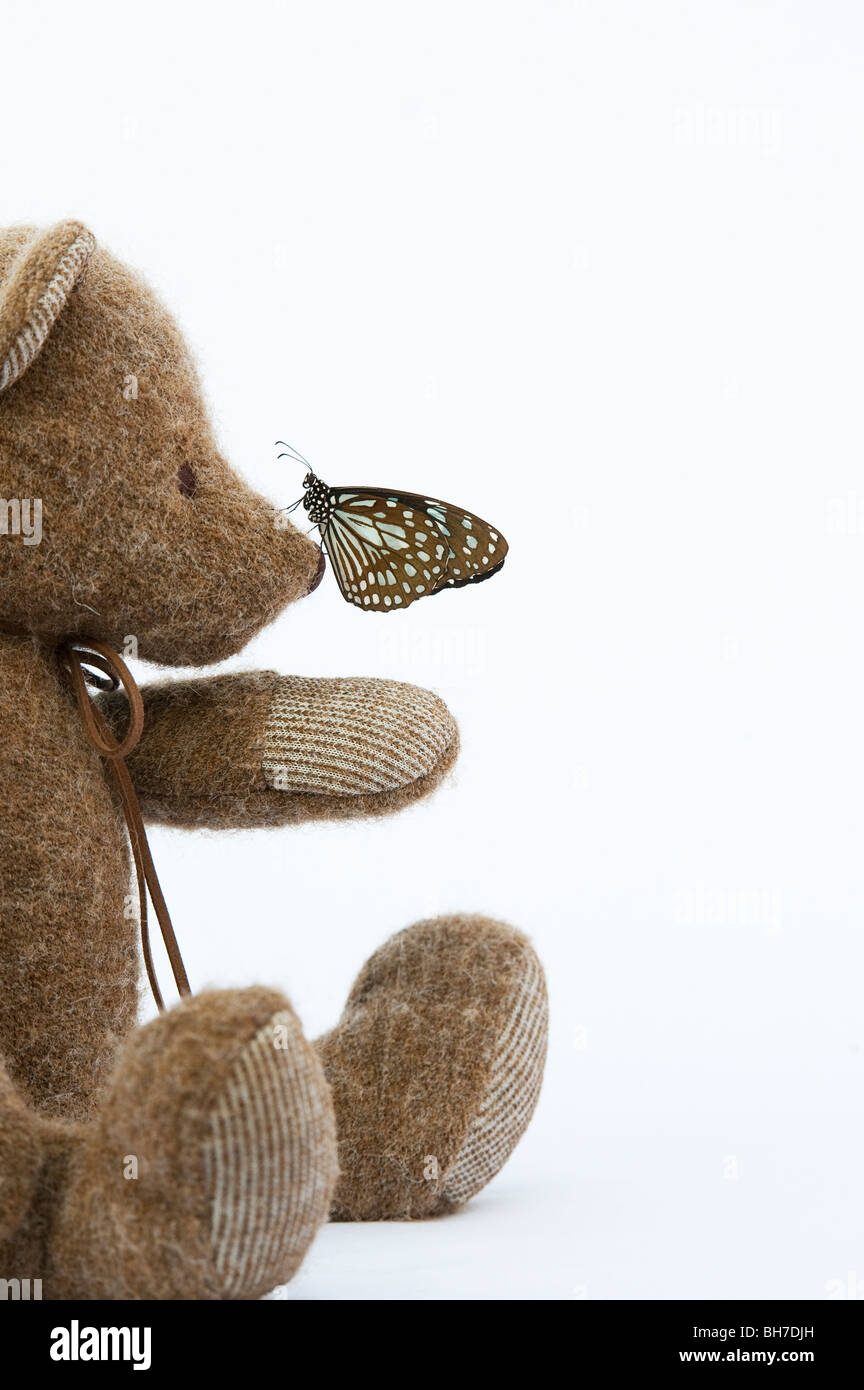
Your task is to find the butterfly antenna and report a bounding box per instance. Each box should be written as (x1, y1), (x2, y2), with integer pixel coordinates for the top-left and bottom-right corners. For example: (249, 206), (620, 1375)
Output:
(275, 440), (312, 469)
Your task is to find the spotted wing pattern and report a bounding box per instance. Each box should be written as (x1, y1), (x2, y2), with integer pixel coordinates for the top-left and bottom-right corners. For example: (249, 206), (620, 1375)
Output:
(322, 490), (450, 610)
(317, 486), (508, 611)
(414, 495), (509, 590)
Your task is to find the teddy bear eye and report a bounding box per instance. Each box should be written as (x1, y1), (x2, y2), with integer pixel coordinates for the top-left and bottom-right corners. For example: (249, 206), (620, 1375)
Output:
(176, 463), (197, 499)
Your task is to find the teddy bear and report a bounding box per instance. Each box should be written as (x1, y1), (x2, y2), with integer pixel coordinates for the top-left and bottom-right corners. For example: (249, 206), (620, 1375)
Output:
(0, 221), (548, 1300)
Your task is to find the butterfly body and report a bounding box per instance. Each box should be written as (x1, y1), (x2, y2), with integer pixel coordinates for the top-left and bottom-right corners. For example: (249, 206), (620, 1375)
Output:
(291, 464), (508, 611)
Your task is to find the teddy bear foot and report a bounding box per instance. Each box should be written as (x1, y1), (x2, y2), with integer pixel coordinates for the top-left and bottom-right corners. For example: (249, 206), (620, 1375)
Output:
(316, 915), (549, 1221)
(51, 988), (338, 1299)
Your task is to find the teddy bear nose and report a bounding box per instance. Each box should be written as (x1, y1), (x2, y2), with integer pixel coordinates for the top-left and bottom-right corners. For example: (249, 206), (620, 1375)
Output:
(307, 547), (326, 594)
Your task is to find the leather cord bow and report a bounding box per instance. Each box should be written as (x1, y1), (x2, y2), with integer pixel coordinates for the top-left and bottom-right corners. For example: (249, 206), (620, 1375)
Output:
(0, 621), (190, 1011)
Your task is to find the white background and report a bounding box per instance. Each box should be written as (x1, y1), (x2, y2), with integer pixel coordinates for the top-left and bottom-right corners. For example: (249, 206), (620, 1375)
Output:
(5, 0), (864, 1299)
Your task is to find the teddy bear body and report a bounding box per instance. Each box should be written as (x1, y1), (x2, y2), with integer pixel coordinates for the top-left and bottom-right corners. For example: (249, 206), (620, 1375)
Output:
(0, 636), (135, 1120)
(0, 223), (548, 1299)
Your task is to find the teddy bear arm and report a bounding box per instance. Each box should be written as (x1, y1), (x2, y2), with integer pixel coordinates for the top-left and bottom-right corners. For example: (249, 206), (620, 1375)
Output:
(96, 670), (458, 830)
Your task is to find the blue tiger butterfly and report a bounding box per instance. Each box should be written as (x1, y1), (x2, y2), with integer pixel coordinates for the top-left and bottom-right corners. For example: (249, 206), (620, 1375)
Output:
(276, 443), (508, 612)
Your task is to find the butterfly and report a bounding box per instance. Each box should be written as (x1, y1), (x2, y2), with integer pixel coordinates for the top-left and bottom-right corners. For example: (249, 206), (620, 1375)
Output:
(276, 443), (509, 611)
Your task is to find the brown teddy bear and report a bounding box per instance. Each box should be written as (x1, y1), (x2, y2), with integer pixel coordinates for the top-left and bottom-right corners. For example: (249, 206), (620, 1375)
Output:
(0, 221), (548, 1300)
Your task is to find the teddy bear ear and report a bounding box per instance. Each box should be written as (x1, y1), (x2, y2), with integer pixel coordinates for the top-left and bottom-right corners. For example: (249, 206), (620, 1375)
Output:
(0, 220), (96, 395)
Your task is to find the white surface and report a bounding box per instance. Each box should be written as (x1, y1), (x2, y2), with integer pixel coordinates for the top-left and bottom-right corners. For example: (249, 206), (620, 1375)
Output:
(5, 1), (864, 1299)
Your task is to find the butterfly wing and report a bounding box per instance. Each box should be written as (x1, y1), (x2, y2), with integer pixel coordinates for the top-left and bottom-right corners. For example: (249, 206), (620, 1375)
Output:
(321, 489), (451, 610)
(415, 496), (508, 590)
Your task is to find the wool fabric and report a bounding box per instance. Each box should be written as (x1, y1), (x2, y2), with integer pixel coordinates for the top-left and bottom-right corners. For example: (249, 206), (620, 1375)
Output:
(0, 221), (548, 1298)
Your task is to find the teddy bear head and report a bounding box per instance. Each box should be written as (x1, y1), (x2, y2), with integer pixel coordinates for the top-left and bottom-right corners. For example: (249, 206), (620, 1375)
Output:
(0, 221), (323, 665)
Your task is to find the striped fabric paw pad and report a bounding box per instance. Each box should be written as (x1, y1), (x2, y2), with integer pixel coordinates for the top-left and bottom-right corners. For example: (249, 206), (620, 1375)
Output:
(441, 948), (549, 1206)
(261, 675), (457, 796)
(204, 1009), (337, 1299)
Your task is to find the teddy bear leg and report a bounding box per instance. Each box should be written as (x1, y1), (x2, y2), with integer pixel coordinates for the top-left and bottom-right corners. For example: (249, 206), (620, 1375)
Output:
(316, 915), (549, 1220)
(50, 988), (338, 1299)
(0, 1060), (44, 1249)
(0, 1059), (78, 1291)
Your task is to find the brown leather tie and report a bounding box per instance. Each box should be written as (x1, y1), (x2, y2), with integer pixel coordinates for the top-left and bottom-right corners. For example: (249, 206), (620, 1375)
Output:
(0, 621), (190, 1012)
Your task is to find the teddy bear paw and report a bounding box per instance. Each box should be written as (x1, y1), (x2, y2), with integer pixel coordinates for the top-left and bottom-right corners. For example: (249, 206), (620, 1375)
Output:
(204, 1004), (337, 1296)
(51, 989), (337, 1299)
(261, 674), (458, 799)
(316, 915), (548, 1221)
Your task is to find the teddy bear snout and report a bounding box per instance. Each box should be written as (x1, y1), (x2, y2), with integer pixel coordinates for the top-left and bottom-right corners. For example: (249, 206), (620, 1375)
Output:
(307, 547), (326, 594)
